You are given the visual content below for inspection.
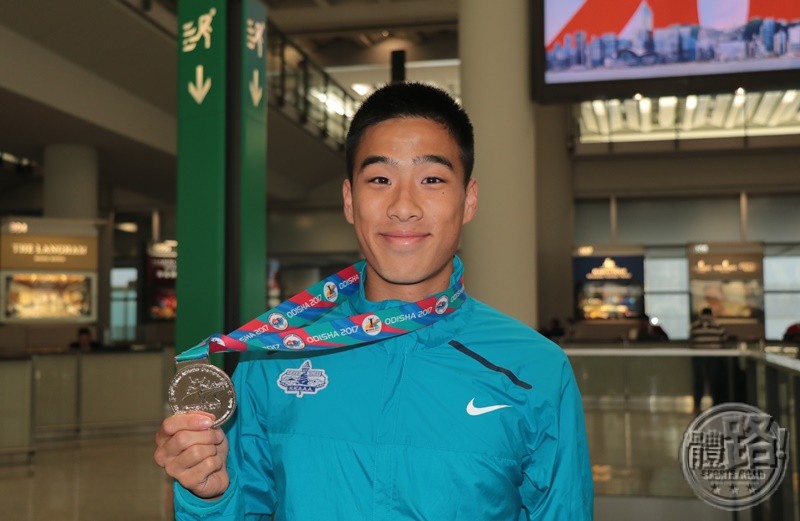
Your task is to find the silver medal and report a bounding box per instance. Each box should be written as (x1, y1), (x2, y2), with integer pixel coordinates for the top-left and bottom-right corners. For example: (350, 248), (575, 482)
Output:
(168, 362), (236, 427)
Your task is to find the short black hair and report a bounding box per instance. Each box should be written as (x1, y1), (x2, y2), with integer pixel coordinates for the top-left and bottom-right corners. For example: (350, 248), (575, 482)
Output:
(701, 307), (713, 316)
(345, 82), (474, 185)
(78, 327), (91, 336)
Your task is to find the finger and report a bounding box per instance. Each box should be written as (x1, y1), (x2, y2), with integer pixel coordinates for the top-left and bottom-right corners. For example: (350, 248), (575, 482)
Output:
(155, 428), (222, 468)
(176, 455), (228, 496)
(167, 441), (220, 475)
(158, 412), (215, 440)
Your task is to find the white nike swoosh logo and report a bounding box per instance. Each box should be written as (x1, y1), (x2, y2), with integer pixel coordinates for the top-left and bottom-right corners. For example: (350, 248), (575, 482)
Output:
(466, 398), (511, 416)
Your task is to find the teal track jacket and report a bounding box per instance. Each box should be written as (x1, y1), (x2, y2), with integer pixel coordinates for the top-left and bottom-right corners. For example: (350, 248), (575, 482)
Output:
(174, 264), (593, 520)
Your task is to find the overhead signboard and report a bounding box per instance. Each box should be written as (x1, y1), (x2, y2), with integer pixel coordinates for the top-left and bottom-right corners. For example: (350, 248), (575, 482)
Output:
(573, 255), (645, 320)
(0, 234), (97, 270)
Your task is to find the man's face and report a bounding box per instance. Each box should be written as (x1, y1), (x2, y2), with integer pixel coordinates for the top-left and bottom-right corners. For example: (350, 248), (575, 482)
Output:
(343, 117), (478, 301)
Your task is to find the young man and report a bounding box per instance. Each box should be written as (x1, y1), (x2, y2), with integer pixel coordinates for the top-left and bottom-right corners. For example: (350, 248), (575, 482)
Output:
(155, 83), (593, 519)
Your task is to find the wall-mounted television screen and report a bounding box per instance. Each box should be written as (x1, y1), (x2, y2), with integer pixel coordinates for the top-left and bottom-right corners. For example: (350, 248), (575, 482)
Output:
(532, 0), (800, 102)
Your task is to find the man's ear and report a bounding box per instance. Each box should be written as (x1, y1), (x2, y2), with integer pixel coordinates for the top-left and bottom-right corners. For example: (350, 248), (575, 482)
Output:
(462, 178), (478, 224)
(343, 178), (355, 224)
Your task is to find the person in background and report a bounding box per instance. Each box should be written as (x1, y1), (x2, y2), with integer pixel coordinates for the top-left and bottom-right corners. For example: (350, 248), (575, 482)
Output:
(783, 322), (800, 343)
(541, 317), (565, 340)
(636, 314), (669, 342)
(690, 307), (727, 413)
(69, 327), (101, 352)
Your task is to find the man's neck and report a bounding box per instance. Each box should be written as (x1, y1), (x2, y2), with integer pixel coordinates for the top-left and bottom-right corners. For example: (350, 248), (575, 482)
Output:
(363, 261), (454, 303)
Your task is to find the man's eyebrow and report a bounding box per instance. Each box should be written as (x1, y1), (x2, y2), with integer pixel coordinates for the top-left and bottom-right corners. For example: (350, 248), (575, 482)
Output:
(360, 155), (399, 170)
(413, 154), (453, 171)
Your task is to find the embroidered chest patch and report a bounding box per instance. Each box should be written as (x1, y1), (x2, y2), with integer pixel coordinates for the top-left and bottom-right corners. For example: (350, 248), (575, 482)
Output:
(277, 360), (328, 397)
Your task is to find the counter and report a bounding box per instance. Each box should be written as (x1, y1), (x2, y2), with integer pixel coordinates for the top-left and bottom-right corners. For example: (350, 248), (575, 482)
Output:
(1, 348), (174, 461)
(0, 355), (33, 459)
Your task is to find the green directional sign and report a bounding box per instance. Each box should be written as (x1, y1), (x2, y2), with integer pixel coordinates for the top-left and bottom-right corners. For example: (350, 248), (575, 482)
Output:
(176, 0), (227, 360)
(238, 0), (268, 322)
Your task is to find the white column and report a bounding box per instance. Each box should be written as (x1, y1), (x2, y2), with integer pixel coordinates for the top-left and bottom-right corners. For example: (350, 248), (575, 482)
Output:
(43, 144), (98, 219)
(534, 104), (575, 328)
(459, 0), (538, 327)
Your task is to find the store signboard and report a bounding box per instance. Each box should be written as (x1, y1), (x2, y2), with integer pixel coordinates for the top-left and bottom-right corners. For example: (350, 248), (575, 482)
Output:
(688, 253), (763, 280)
(573, 256), (645, 320)
(0, 234), (97, 270)
(146, 241), (177, 321)
(573, 255), (645, 283)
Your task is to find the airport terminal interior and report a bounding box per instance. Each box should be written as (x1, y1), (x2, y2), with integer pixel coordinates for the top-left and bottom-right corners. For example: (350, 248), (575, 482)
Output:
(1, 0), (800, 519)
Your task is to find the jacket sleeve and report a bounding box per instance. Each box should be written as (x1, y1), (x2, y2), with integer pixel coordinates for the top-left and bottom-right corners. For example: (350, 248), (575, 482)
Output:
(173, 355), (276, 520)
(520, 355), (594, 520)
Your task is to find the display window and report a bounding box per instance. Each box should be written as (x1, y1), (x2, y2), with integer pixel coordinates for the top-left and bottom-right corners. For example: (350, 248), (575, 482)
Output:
(2, 271), (96, 322)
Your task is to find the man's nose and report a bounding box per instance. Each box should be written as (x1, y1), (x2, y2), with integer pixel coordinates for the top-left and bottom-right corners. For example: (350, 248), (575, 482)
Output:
(387, 183), (422, 221)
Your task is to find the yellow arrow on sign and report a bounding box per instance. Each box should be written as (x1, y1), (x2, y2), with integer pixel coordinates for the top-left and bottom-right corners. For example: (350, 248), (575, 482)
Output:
(249, 69), (263, 107)
(188, 65), (211, 104)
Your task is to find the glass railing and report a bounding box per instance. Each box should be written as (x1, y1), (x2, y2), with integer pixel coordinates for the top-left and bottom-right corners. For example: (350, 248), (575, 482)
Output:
(267, 20), (357, 147)
(143, 1), (357, 149)
(565, 341), (800, 519)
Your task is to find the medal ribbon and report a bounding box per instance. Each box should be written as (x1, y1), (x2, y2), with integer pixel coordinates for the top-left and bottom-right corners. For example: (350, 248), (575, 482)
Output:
(176, 259), (467, 362)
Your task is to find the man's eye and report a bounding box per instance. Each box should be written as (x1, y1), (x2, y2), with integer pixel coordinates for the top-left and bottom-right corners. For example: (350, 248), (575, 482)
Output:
(422, 177), (444, 184)
(368, 176), (390, 184)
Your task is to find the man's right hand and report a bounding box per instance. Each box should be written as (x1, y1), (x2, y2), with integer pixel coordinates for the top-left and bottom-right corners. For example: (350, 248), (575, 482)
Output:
(154, 412), (230, 500)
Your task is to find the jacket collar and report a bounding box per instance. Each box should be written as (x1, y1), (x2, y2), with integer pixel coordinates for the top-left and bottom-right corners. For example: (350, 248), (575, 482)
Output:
(343, 255), (471, 350)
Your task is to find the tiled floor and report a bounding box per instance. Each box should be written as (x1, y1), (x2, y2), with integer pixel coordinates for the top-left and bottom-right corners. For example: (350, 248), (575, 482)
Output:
(0, 409), (724, 520)
(0, 434), (172, 521)
(586, 408), (697, 498)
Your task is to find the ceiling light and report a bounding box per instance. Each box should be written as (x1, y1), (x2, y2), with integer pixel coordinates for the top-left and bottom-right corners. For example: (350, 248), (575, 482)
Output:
(682, 95), (698, 131)
(623, 99), (639, 130)
(350, 83), (372, 96)
(607, 100), (622, 132)
(580, 102), (599, 134)
(592, 100), (609, 135)
(658, 96), (677, 128)
(639, 98), (652, 132)
(115, 223), (138, 233)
